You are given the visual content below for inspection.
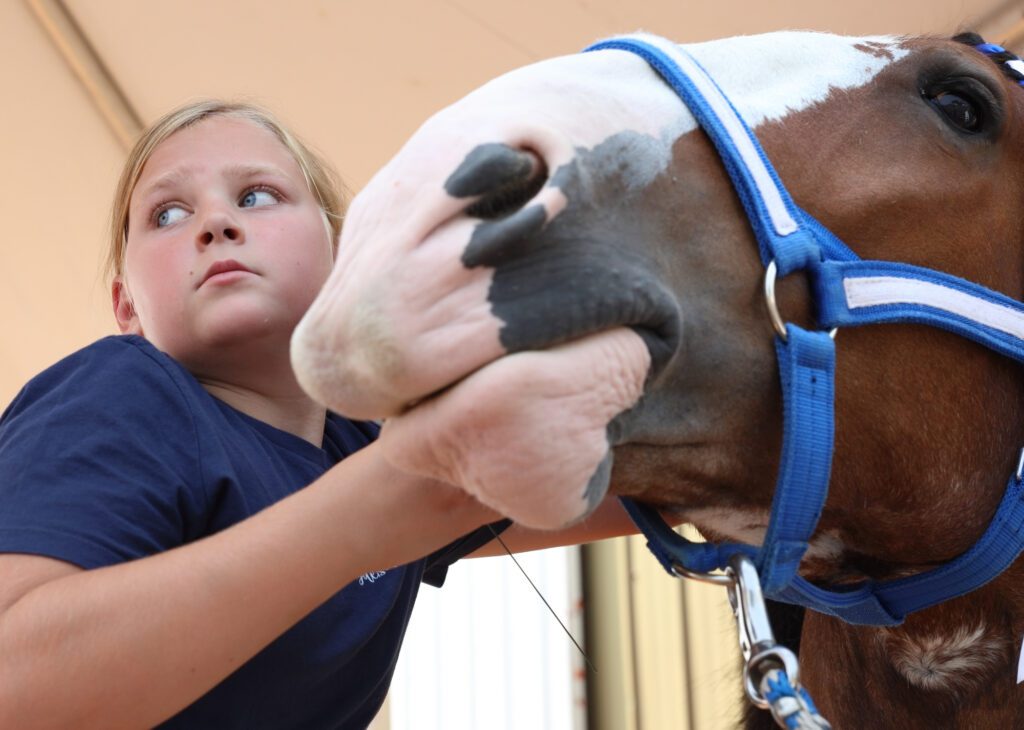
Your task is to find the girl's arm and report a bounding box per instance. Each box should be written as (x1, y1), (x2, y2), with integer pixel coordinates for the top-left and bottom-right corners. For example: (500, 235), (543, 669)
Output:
(467, 496), (646, 557)
(0, 444), (496, 730)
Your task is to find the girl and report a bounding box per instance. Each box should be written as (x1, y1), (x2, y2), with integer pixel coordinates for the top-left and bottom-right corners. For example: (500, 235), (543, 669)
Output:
(0, 101), (634, 729)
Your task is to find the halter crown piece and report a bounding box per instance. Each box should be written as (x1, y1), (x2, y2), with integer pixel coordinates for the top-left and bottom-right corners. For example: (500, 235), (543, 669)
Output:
(974, 41), (1024, 86)
(583, 33), (1024, 627)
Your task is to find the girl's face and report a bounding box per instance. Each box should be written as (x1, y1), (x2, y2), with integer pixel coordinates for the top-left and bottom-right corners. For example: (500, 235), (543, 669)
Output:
(116, 116), (334, 370)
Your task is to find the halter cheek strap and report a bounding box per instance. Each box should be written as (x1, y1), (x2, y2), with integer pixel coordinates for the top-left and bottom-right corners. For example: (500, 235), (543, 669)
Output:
(585, 34), (1024, 626)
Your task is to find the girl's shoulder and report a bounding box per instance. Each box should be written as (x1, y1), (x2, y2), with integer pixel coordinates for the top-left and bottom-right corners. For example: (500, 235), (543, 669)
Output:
(0, 336), (212, 569)
(2, 335), (203, 436)
(5, 333), (197, 409)
(24, 333), (189, 387)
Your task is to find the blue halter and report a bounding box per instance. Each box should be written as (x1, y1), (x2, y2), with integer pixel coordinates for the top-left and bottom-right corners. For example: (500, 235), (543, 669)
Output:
(584, 34), (1024, 626)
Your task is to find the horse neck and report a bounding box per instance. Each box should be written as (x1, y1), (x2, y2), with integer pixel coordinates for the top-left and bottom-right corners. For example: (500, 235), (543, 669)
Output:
(798, 568), (1024, 727)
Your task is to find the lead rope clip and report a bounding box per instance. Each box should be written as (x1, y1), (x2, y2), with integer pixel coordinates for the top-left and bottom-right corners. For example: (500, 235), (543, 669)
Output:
(725, 554), (832, 730)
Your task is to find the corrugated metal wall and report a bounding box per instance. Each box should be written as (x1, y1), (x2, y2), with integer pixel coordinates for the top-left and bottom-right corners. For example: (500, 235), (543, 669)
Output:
(585, 530), (743, 730)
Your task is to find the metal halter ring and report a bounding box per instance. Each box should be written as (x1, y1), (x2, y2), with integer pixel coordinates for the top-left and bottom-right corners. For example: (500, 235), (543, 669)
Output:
(763, 260), (837, 342)
(669, 561), (735, 586)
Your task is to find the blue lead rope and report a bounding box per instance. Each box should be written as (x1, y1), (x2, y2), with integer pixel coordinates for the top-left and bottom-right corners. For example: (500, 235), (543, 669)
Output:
(585, 34), (1024, 627)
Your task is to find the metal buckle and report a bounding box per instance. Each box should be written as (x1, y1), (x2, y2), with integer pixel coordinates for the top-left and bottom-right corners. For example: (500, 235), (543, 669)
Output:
(764, 260), (837, 342)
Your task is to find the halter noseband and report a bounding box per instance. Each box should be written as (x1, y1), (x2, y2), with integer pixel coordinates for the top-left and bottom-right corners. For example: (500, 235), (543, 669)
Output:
(585, 34), (1024, 627)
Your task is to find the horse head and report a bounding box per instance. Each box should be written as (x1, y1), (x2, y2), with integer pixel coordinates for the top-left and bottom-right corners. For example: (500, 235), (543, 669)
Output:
(293, 31), (1024, 723)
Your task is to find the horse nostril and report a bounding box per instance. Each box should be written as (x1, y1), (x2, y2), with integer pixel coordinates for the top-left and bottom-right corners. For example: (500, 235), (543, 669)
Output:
(445, 143), (549, 220)
(466, 151), (547, 220)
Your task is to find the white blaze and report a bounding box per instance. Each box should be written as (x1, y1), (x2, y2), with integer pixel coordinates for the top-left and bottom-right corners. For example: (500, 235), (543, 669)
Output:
(683, 33), (908, 130)
(352, 32), (909, 234)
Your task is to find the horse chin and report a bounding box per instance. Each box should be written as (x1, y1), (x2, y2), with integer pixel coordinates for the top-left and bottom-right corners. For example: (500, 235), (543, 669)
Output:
(377, 326), (652, 530)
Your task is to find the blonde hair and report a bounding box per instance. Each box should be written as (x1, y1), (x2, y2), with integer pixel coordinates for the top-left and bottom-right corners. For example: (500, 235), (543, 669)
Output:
(106, 99), (348, 283)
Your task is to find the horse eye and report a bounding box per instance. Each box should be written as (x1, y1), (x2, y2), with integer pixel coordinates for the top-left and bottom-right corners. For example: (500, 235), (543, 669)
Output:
(928, 91), (982, 133)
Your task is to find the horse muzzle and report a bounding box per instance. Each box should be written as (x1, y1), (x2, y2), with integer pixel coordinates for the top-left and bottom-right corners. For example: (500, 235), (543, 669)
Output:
(290, 142), (688, 528)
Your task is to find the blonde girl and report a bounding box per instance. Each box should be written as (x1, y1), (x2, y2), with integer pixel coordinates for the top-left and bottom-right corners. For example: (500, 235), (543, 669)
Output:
(0, 100), (631, 729)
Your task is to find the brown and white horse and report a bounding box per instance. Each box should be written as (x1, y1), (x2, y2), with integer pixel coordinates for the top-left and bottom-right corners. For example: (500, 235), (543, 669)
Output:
(293, 31), (1024, 727)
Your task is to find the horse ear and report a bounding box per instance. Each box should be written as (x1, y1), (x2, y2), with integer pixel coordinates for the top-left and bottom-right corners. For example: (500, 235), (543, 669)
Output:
(952, 31), (985, 46)
(111, 278), (143, 335)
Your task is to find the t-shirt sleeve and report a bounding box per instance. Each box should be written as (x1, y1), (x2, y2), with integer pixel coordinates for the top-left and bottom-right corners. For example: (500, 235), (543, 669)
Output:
(0, 338), (209, 569)
(421, 518), (512, 587)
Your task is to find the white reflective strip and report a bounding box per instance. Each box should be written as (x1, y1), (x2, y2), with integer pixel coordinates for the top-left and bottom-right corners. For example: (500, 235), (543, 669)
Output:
(629, 34), (799, 237)
(1008, 58), (1024, 76)
(844, 276), (1024, 339)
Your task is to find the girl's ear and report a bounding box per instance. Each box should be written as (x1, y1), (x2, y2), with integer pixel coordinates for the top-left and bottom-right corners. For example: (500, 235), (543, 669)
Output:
(112, 278), (143, 335)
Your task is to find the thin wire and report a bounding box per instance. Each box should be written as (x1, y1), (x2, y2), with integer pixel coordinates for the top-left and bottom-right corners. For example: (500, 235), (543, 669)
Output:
(487, 524), (597, 674)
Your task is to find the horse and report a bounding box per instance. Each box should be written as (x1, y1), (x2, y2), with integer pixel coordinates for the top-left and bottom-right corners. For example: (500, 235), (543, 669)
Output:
(291, 29), (1024, 728)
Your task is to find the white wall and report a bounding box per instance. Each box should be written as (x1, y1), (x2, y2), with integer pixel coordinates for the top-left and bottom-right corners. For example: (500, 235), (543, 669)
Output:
(389, 547), (586, 730)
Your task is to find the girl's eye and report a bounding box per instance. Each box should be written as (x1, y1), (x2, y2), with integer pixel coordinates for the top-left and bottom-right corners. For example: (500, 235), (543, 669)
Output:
(156, 205), (188, 228)
(240, 189), (278, 208)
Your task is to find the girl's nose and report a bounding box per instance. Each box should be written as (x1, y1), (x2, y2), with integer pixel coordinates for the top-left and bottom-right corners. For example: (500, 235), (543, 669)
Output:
(197, 209), (244, 246)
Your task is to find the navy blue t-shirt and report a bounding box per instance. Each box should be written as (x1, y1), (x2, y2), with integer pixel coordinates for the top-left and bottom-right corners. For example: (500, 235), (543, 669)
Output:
(0, 336), (499, 729)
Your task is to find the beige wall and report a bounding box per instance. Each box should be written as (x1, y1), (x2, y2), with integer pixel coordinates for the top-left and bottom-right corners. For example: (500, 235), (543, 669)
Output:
(1, 1), (123, 405)
(3, 0), (1023, 405)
